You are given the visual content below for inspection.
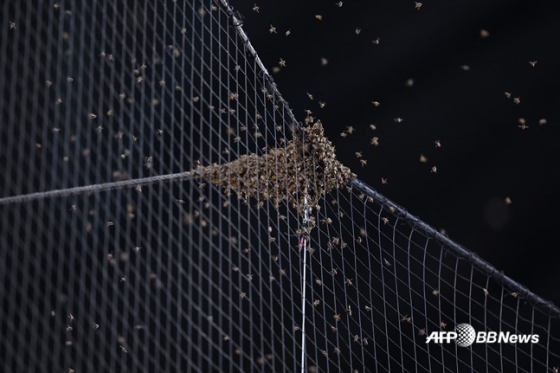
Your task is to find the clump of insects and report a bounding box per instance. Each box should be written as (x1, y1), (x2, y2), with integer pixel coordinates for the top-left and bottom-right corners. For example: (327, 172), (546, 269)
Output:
(193, 122), (355, 216)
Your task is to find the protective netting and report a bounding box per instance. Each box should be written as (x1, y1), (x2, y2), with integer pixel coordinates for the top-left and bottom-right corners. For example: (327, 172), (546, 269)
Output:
(1, 1), (559, 372)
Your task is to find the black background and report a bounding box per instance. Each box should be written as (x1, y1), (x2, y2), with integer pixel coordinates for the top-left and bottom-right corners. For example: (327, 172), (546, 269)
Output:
(230, 0), (560, 305)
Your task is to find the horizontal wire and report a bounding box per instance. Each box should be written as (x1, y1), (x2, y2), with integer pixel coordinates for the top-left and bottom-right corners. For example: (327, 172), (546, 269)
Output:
(0, 171), (193, 206)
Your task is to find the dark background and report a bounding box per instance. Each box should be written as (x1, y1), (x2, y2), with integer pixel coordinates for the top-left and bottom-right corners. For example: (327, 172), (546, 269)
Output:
(230, 0), (560, 305)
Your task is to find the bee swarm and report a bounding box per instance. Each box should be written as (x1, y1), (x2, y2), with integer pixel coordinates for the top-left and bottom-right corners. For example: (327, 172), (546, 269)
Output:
(193, 122), (355, 215)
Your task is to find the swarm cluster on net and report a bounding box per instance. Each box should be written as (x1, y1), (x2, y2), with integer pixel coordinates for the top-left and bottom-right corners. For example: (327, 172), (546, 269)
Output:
(193, 122), (355, 215)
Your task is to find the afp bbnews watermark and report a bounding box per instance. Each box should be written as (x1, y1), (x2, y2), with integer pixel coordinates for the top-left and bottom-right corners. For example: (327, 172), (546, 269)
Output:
(426, 323), (539, 347)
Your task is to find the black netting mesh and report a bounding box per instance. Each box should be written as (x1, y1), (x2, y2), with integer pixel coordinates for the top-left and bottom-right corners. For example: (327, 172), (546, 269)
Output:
(1, 1), (559, 372)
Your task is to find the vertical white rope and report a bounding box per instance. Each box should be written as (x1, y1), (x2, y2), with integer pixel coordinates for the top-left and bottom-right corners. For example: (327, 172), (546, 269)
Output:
(300, 238), (307, 373)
